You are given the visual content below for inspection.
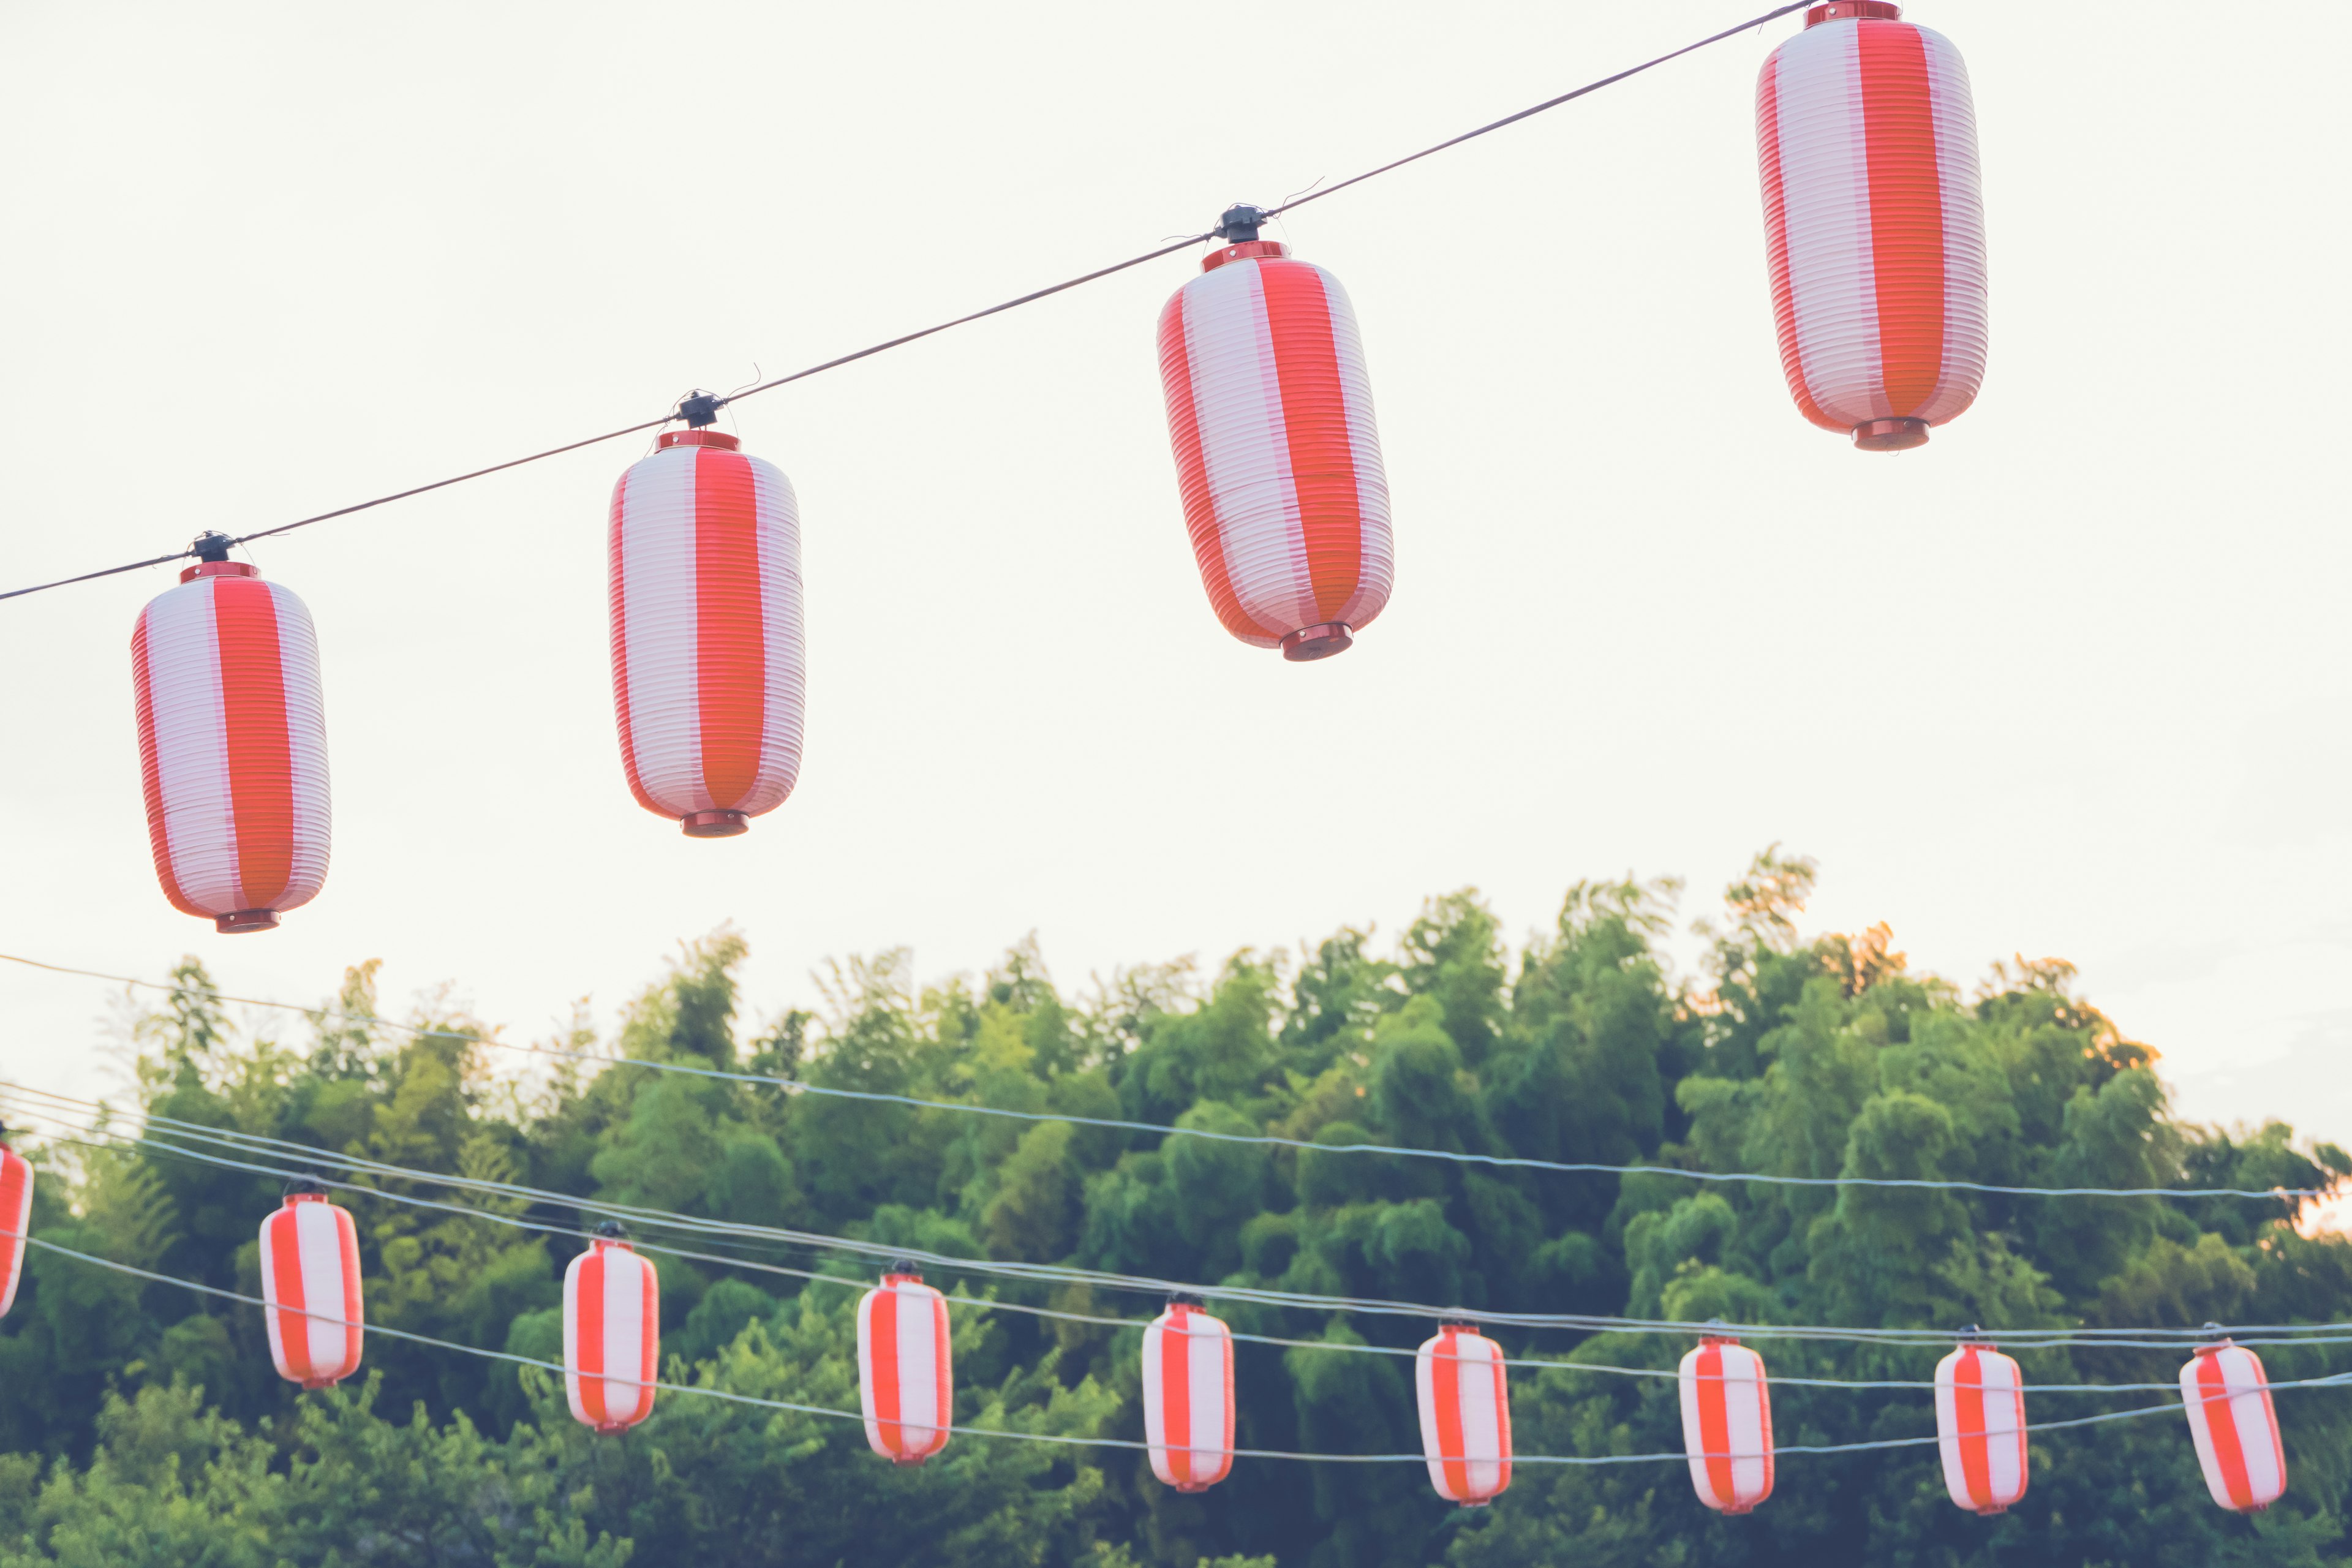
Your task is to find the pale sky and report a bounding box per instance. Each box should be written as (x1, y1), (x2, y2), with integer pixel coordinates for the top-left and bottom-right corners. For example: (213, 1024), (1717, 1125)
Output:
(2, 2), (2345, 1147)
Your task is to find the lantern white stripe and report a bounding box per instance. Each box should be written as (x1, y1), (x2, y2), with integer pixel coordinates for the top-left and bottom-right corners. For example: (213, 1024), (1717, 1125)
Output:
(143, 583), (238, 911)
(748, 460), (806, 811)
(273, 588), (333, 905)
(293, 1199), (349, 1374)
(1773, 23), (1885, 425)
(1922, 26), (1986, 422)
(1180, 261), (1313, 639)
(1325, 272), (1393, 631)
(616, 448), (709, 813)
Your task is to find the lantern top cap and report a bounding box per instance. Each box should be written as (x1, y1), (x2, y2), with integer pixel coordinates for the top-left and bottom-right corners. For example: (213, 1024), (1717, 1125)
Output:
(282, 1178), (328, 1200)
(657, 429), (741, 451)
(1806, 1), (1901, 24)
(181, 560), (259, 584)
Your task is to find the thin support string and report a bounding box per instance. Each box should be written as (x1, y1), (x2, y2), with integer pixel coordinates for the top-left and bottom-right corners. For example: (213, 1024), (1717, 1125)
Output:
(0, 2), (1812, 605)
(2, 952), (2332, 1202)
(18, 1231), (2345, 1467)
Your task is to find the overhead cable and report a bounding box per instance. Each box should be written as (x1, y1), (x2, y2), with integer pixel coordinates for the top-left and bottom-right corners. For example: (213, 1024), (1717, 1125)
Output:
(0, 2), (1810, 606)
(4, 952), (2334, 1202)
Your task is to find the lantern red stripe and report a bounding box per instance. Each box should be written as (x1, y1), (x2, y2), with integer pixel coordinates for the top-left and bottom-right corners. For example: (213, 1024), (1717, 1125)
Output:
(692, 450), (765, 810)
(575, 1248), (608, 1427)
(1695, 1343), (1739, 1507)
(929, 1286), (952, 1452)
(213, 578), (295, 910)
(1259, 261), (1363, 623)
(0, 1151), (28, 1317)
(1952, 1349), (1992, 1507)
(633, 1251), (658, 1417)
(2199, 1353), (2257, 1509)
(1431, 1331), (1470, 1501)
(870, 1278), (903, 1450)
(336, 1205), (364, 1376)
(265, 1208), (314, 1381)
(1161, 1308), (1195, 1485)
(1857, 19), (1944, 416)
(608, 469), (658, 816)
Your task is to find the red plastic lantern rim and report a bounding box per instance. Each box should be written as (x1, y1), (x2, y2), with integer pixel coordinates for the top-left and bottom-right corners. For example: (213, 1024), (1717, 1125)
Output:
(1806, 1), (1901, 24)
(657, 429), (740, 451)
(216, 909), (281, 935)
(179, 560), (260, 584)
(594, 1422), (633, 1436)
(1202, 239), (1290, 274)
(301, 1376), (342, 1392)
(680, 809), (750, 838)
(1280, 623), (1354, 662)
(1852, 417), (1930, 452)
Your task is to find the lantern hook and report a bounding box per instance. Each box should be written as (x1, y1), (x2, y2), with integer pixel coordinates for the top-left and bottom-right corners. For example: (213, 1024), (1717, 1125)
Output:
(191, 532), (235, 564)
(677, 391), (723, 429)
(592, 1219), (626, 1240)
(282, 1177), (327, 1199)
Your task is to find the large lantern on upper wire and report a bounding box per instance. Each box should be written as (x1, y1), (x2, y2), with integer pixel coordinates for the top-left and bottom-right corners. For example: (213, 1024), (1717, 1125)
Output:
(1156, 206), (1393, 661)
(1679, 1334), (1774, 1514)
(2181, 1336), (2286, 1512)
(1414, 1321), (1511, 1506)
(1141, 1295), (1235, 1492)
(1755, 2), (1987, 450)
(608, 406), (806, 837)
(858, 1264), (952, 1464)
(564, 1227), (658, 1433)
(0, 1136), (32, 1319)
(1935, 1337), (2027, 1515)
(129, 535), (330, 932)
(258, 1185), (363, 1389)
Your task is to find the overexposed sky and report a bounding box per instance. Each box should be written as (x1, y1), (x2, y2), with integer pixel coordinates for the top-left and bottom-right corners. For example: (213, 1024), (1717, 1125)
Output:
(2, 1), (2345, 1143)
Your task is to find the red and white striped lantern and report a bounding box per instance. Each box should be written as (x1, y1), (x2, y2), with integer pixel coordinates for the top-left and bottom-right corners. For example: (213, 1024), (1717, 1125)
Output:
(1679, 1335), (1774, 1513)
(130, 553), (330, 933)
(608, 428), (805, 838)
(2181, 1340), (2286, 1512)
(1755, 2), (1986, 451)
(0, 1144), (32, 1319)
(1142, 1297), (1235, 1491)
(258, 1191), (363, 1389)
(858, 1269), (952, 1464)
(564, 1235), (658, 1433)
(1156, 212), (1393, 662)
(1414, 1322), (1511, 1506)
(1936, 1340), (2027, 1514)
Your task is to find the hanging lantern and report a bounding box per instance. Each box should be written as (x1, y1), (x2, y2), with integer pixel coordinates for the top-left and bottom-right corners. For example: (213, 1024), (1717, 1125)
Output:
(0, 1139), (32, 1319)
(1935, 1338), (2027, 1515)
(1142, 1295), (1235, 1492)
(1755, 2), (1987, 451)
(257, 1186), (363, 1389)
(1679, 1334), (1774, 1513)
(564, 1228), (658, 1433)
(2180, 1337), (2286, 1512)
(1156, 205), (1393, 662)
(608, 415), (805, 837)
(1414, 1322), (1511, 1506)
(858, 1264), (952, 1464)
(129, 535), (330, 932)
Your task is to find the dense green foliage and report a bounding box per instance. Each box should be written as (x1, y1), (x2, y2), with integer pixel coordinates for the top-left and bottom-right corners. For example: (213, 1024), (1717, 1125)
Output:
(2, 852), (2349, 1566)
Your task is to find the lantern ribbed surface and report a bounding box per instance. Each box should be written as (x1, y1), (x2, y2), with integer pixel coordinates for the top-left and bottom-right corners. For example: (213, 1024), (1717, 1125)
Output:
(1415, 1324), (1511, 1505)
(1680, 1337), (1774, 1513)
(2181, 1341), (2286, 1512)
(0, 1149), (31, 1319)
(258, 1194), (363, 1389)
(565, 1238), (658, 1432)
(858, 1272), (952, 1464)
(1935, 1342), (2026, 1514)
(129, 562), (330, 932)
(608, 429), (805, 837)
(1157, 239), (1393, 660)
(1756, 3), (1986, 450)
(1142, 1302), (1235, 1491)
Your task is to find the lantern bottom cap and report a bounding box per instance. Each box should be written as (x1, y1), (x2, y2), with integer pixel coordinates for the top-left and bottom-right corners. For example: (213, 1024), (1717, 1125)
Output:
(1280, 622), (1354, 662)
(891, 1453), (931, 1468)
(1974, 1505), (2008, 1517)
(215, 910), (281, 934)
(680, 809), (750, 838)
(300, 1376), (343, 1391)
(594, 1422), (635, 1435)
(1851, 417), (1930, 451)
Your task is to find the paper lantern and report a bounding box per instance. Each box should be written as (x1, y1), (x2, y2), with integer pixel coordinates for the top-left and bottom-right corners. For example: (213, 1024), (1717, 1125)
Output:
(1142, 1297), (1235, 1491)
(608, 427), (805, 837)
(1415, 1322), (1511, 1505)
(1679, 1335), (1774, 1513)
(1755, 1), (1987, 450)
(258, 1189), (363, 1389)
(1936, 1340), (2027, 1514)
(0, 1144), (32, 1319)
(565, 1232), (658, 1432)
(1156, 206), (1393, 661)
(858, 1267), (952, 1464)
(2181, 1339), (2286, 1512)
(130, 542), (330, 932)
